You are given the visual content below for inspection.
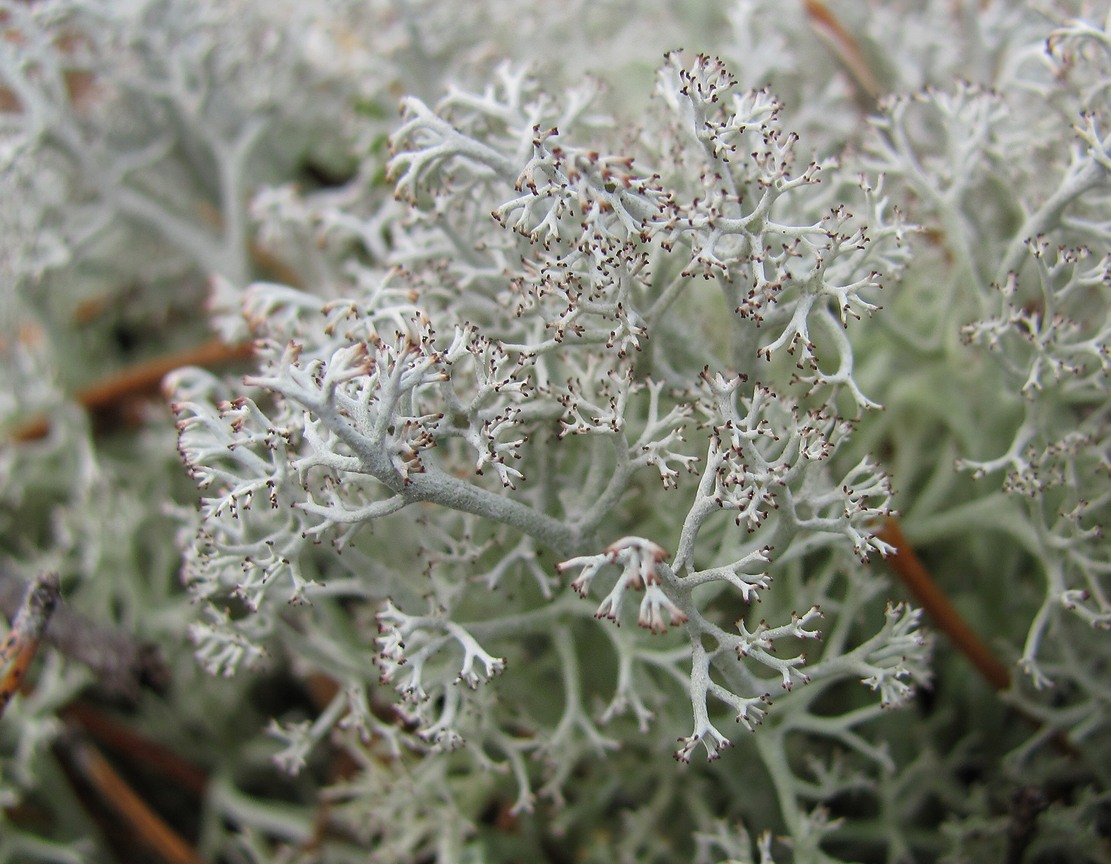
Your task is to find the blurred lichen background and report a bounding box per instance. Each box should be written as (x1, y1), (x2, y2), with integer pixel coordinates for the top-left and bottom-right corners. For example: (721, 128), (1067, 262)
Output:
(1, 1), (1109, 862)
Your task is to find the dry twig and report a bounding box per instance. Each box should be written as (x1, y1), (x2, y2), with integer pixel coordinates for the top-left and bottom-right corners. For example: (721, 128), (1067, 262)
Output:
(0, 573), (61, 718)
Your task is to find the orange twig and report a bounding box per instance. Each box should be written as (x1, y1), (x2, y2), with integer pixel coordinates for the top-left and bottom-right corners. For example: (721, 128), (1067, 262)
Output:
(877, 517), (1012, 691)
(9, 338), (254, 442)
(74, 338), (254, 411)
(0, 573), (60, 718)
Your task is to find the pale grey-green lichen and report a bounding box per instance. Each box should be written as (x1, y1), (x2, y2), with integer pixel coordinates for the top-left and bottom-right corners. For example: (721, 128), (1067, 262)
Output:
(1, 2), (1108, 862)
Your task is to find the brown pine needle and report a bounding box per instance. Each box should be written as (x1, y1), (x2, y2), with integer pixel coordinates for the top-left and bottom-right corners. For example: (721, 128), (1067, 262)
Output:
(878, 517), (1012, 691)
(65, 701), (208, 798)
(804, 0), (883, 106)
(878, 517), (1080, 758)
(60, 730), (206, 864)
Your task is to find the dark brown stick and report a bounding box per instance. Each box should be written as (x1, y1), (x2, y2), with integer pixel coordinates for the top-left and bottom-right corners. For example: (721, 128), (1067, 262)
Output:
(0, 573), (61, 718)
(0, 570), (169, 703)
